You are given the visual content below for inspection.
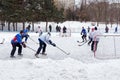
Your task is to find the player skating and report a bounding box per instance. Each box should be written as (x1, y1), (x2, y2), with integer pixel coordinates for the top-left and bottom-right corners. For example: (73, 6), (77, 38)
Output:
(88, 28), (94, 45)
(81, 27), (87, 42)
(22, 27), (29, 43)
(62, 26), (67, 37)
(35, 32), (56, 58)
(91, 27), (101, 52)
(36, 26), (43, 36)
(10, 30), (26, 58)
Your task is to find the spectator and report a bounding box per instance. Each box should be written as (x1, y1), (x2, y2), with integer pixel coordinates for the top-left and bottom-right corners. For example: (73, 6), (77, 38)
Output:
(27, 23), (31, 31)
(49, 25), (52, 32)
(115, 26), (118, 33)
(105, 26), (109, 33)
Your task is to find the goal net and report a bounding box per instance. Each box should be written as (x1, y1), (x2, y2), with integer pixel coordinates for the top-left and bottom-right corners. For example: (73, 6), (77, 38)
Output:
(94, 34), (120, 59)
(59, 28), (71, 37)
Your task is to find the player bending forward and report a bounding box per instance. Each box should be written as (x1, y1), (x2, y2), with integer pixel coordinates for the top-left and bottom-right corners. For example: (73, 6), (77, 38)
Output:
(10, 30), (26, 58)
(35, 32), (56, 58)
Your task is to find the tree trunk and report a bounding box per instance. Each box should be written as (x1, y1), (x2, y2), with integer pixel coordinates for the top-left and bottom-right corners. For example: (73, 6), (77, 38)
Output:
(15, 22), (17, 31)
(32, 22), (34, 31)
(1, 25), (4, 31)
(22, 22), (25, 30)
(45, 21), (48, 32)
(13, 22), (15, 31)
(8, 22), (10, 31)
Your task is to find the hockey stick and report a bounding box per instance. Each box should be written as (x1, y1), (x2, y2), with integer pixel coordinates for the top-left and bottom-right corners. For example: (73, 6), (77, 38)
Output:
(78, 41), (88, 46)
(77, 40), (84, 43)
(29, 37), (39, 44)
(55, 46), (70, 55)
(26, 45), (37, 52)
(0, 38), (5, 44)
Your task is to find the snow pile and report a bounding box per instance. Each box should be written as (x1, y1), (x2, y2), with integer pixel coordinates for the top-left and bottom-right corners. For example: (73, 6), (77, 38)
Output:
(0, 58), (120, 80)
(0, 21), (120, 80)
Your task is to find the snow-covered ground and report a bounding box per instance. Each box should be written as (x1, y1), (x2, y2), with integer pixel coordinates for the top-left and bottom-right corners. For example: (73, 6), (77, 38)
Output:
(0, 21), (120, 80)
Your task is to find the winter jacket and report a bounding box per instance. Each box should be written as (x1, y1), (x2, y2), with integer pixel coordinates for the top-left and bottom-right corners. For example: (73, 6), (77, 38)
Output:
(23, 29), (29, 36)
(92, 30), (101, 41)
(11, 33), (22, 44)
(81, 28), (87, 35)
(38, 33), (51, 44)
(89, 31), (94, 39)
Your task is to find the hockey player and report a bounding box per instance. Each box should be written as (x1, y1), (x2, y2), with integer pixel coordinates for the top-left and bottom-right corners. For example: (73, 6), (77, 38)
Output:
(35, 32), (56, 58)
(10, 30), (26, 58)
(62, 26), (67, 37)
(36, 26), (43, 36)
(22, 27), (29, 43)
(91, 27), (100, 52)
(88, 28), (94, 45)
(81, 27), (87, 42)
(87, 26), (90, 33)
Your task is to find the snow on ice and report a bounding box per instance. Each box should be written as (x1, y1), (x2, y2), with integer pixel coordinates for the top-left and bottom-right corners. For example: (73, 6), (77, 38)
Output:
(0, 21), (120, 80)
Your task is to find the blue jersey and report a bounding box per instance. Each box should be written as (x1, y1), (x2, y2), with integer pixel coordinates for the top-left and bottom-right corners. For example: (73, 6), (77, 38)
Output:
(23, 29), (28, 35)
(11, 33), (22, 44)
(81, 28), (87, 35)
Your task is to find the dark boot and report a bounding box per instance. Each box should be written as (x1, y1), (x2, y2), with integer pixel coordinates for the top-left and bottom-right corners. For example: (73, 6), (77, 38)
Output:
(42, 52), (47, 55)
(35, 53), (39, 58)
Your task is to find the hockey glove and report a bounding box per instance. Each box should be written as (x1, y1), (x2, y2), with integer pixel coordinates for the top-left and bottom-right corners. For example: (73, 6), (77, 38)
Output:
(22, 42), (26, 48)
(51, 43), (56, 47)
(48, 40), (52, 44)
(81, 33), (82, 35)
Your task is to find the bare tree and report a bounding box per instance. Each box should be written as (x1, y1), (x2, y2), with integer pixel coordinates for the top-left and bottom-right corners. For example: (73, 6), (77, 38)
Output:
(116, 0), (120, 26)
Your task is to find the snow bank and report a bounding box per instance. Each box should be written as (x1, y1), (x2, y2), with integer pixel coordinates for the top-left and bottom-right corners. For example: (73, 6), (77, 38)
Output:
(0, 58), (120, 80)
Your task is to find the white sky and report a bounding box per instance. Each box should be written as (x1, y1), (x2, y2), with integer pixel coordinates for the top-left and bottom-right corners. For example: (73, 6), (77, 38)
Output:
(0, 21), (120, 80)
(75, 0), (120, 5)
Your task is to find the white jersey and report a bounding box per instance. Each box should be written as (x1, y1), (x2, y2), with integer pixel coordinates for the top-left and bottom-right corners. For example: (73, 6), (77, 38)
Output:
(36, 27), (43, 36)
(39, 33), (50, 44)
(89, 31), (94, 38)
(92, 30), (101, 41)
(36, 28), (42, 33)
